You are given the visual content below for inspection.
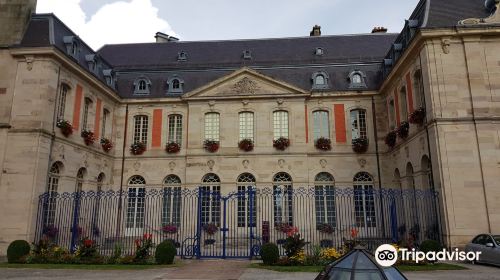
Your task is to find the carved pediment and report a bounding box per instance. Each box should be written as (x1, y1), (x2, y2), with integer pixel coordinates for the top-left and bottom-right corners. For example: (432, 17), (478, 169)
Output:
(184, 67), (307, 99)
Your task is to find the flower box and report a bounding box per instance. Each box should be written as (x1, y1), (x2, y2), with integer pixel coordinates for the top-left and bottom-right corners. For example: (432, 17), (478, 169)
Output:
(162, 224), (178, 234)
(203, 223), (219, 235)
(397, 121), (410, 139)
(315, 137), (332, 151)
(204, 140), (219, 153)
(273, 137), (290, 151)
(130, 142), (146, 155)
(385, 131), (397, 148)
(238, 139), (254, 152)
(409, 107), (426, 125)
(100, 138), (113, 152)
(81, 130), (96, 145)
(166, 142), (181, 154)
(317, 223), (335, 234)
(56, 120), (73, 137)
(204, 239), (216, 245)
(352, 138), (368, 153)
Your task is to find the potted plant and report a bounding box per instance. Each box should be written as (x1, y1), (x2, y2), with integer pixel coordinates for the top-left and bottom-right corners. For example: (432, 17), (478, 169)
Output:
(161, 224), (178, 234)
(42, 225), (59, 241)
(130, 142), (146, 155)
(385, 130), (397, 148)
(315, 137), (332, 151)
(409, 107), (426, 125)
(56, 119), (73, 137)
(204, 139), (219, 153)
(81, 130), (95, 145)
(275, 222), (293, 234)
(317, 223), (334, 234)
(203, 223), (219, 235)
(397, 121), (410, 139)
(273, 137), (290, 151)
(352, 138), (369, 153)
(100, 138), (113, 152)
(166, 142), (181, 154)
(238, 139), (254, 152)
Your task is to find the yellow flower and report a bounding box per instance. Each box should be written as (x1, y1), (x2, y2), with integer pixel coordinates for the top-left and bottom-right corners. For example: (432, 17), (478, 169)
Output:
(290, 250), (306, 264)
(320, 247), (342, 261)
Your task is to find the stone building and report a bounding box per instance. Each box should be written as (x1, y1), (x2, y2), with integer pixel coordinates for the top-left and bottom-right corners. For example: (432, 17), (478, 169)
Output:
(0, 0), (499, 255)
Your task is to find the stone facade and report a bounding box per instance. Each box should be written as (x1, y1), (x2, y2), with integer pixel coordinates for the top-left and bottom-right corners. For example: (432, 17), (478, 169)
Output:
(0, 0), (499, 255)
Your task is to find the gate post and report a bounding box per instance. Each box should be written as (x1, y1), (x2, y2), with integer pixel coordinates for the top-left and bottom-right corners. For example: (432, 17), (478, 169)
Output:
(196, 187), (202, 259)
(249, 188), (254, 259)
(70, 192), (81, 253)
(222, 198), (227, 259)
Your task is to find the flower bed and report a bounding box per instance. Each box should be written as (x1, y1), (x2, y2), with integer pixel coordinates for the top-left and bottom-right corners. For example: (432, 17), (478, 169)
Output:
(238, 139), (254, 152)
(100, 138), (113, 152)
(315, 137), (331, 151)
(165, 142), (181, 154)
(56, 120), (73, 137)
(397, 121), (410, 139)
(130, 142), (146, 155)
(203, 140), (219, 153)
(273, 137), (290, 151)
(352, 138), (368, 153)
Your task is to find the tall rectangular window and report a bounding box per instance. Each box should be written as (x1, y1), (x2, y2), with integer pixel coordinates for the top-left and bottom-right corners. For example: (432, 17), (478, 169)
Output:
(400, 87), (408, 120)
(350, 109), (367, 140)
(239, 112), (254, 141)
(56, 84), (68, 121)
(82, 98), (92, 131)
(388, 99), (396, 130)
(273, 111), (289, 140)
(133, 115), (148, 144)
(162, 187), (182, 226)
(313, 110), (330, 140)
(168, 114), (183, 144)
(204, 113), (220, 141)
(200, 186), (221, 226)
(101, 109), (109, 139)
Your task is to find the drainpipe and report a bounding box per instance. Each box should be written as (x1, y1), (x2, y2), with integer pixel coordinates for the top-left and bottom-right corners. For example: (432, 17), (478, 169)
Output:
(116, 104), (128, 238)
(371, 96), (386, 237)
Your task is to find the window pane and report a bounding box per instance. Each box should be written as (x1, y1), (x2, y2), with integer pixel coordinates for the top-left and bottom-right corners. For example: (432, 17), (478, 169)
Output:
(134, 115), (148, 144)
(313, 111), (329, 140)
(273, 111), (289, 139)
(351, 109), (367, 140)
(400, 87), (408, 120)
(168, 115), (183, 144)
(239, 112), (254, 141)
(205, 113), (220, 141)
(57, 85), (68, 121)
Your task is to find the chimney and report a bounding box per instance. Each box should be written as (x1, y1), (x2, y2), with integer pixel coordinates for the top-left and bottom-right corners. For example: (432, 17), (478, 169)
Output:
(371, 27), (388, 34)
(310, 25), (321, 37)
(155, 32), (179, 43)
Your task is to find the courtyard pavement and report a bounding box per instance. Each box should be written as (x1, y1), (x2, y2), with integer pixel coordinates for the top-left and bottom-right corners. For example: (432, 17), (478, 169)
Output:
(0, 260), (498, 280)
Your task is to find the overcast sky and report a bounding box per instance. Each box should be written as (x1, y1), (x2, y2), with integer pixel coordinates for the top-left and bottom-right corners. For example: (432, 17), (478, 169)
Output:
(36, 0), (420, 50)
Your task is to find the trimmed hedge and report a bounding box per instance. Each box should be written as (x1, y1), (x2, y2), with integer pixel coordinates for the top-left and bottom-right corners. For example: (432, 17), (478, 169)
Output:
(155, 240), (176, 264)
(420, 240), (442, 254)
(7, 240), (31, 263)
(260, 243), (280, 265)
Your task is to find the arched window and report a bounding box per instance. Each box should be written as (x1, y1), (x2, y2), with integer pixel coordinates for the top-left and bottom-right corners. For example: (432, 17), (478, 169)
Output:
(273, 172), (293, 226)
(75, 167), (86, 192)
(71, 41), (79, 57)
(57, 84), (69, 121)
(96, 173), (105, 192)
(93, 172), (105, 237)
(134, 78), (151, 95)
(413, 70), (424, 108)
(168, 114), (183, 144)
(126, 176), (146, 235)
(239, 112), (254, 141)
(163, 175), (182, 227)
(82, 98), (93, 132)
(313, 110), (330, 140)
(421, 155), (432, 189)
(315, 47), (324, 56)
(348, 70), (367, 89)
(133, 115), (148, 144)
(312, 72), (329, 89)
(315, 172), (336, 228)
(204, 113), (220, 141)
(167, 76), (184, 94)
(394, 169), (402, 190)
(201, 174), (221, 226)
(172, 79), (180, 89)
(353, 172), (376, 228)
(273, 110), (289, 140)
(237, 173), (256, 227)
(44, 162), (63, 227)
(350, 109), (367, 140)
(177, 51), (188, 61)
(406, 163), (415, 190)
(400, 86), (408, 120)
(352, 74), (362, 84)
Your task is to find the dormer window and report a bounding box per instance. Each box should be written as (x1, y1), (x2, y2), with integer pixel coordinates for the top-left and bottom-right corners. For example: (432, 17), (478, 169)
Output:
(85, 54), (99, 74)
(177, 51), (188, 61)
(348, 70), (367, 89)
(243, 50), (252, 60)
(315, 47), (324, 56)
(103, 69), (115, 88)
(63, 36), (79, 59)
(167, 76), (184, 94)
(133, 77), (151, 95)
(311, 71), (330, 90)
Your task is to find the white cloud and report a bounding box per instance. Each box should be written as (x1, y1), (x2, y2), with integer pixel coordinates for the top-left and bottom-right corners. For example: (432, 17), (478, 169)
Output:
(36, 0), (177, 50)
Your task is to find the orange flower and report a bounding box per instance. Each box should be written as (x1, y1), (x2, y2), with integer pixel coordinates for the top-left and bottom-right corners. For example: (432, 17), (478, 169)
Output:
(287, 227), (299, 237)
(350, 228), (359, 238)
(135, 239), (141, 247)
(143, 233), (152, 240)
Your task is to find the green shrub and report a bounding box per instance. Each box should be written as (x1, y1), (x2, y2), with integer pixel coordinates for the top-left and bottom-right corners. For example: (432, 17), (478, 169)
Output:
(7, 240), (31, 263)
(420, 240), (442, 254)
(260, 243), (280, 265)
(155, 240), (176, 264)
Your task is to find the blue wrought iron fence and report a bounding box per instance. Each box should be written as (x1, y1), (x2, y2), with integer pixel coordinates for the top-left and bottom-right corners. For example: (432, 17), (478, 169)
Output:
(34, 187), (441, 259)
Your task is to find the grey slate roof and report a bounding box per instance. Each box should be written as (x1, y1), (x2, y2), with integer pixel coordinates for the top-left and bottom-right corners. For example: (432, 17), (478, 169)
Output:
(423, 0), (491, 28)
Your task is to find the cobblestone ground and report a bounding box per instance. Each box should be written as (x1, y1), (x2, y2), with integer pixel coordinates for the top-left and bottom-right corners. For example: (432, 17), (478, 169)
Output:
(0, 261), (498, 280)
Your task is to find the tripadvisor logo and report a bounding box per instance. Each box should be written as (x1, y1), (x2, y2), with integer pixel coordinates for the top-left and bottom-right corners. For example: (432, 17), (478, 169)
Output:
(375, 244), (482, 267)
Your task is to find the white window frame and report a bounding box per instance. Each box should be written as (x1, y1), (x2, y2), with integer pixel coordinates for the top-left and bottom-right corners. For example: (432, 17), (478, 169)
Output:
(239, 112), (254, 141)
(204, 113), (220, 141)
(82, 98), (92, 132)
(168, 114), (183, 144)
(314, 172), (336, 228)
(350, 109), (367, 140)
(313, 110), (330, 140)
(57, 84), (68, 121)
(273, 111), (289, 140)
(133, 115), (149, 144)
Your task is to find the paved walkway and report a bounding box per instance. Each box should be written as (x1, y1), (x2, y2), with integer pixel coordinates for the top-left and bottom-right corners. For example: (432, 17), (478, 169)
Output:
(0, 261), (498, 280)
